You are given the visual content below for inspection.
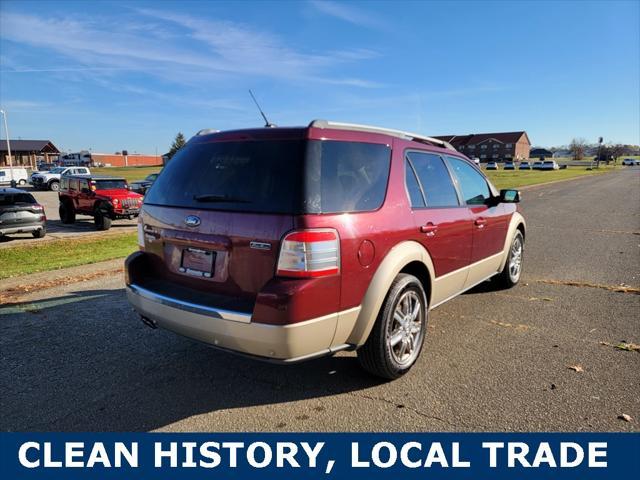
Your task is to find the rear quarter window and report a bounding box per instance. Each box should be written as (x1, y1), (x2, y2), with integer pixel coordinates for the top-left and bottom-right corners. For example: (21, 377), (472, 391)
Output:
(304, 140), (391, 213)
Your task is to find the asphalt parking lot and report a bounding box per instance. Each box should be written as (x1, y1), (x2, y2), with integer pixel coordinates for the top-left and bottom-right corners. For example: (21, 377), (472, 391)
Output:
(0, 187), (136, 246)
(1, 168), (638, 432)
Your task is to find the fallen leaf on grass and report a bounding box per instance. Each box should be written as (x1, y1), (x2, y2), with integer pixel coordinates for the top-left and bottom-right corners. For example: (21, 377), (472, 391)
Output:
(567, 364), (584, 373)
(618, 414), (633, 422)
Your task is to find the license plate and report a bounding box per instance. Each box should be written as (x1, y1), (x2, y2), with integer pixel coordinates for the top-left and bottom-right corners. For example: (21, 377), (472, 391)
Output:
(180, 248), (216, 278)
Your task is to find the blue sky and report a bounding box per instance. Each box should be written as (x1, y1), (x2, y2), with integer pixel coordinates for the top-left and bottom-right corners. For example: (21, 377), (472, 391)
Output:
(0, 0), (638, 154)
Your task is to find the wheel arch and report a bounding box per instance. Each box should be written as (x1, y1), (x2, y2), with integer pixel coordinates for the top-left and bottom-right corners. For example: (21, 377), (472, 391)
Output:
(498, 212), (526, 271)
(346, 240), (435, 347)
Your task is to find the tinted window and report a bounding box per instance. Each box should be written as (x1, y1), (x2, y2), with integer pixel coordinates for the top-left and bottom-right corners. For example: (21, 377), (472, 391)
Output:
(447, 157), (491, 205)
(304, 140), (390, 213)
(407, 152), (459, 207)
(145, 140), (305, 214)
(79, 179), (89, 191)
(0, 171), (5, 177)
(94, 180), (127, 190)
(405, 161), (425, 208)
(69, 179), (78, 191)
(0, 192), (36, 205)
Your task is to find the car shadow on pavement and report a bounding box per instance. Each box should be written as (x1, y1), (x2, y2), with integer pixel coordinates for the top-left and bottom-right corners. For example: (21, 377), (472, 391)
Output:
(45, 219), (136, 234)
(0, 289), (385, 432)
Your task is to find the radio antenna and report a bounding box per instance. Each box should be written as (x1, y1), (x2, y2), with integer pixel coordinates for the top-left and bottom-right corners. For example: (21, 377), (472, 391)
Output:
(249, 90), (276, 128)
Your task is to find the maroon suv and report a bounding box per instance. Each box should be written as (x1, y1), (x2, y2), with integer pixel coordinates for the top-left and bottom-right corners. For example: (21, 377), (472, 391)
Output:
(125, 120), (525, 379)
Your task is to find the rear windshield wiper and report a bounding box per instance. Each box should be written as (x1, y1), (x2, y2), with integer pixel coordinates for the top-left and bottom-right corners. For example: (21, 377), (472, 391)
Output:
(193, 193), (251, 203)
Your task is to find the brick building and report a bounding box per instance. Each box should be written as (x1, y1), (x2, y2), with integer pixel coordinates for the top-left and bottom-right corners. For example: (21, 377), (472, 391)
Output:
(59, 151), (163, 167)
(434, 131), (531, 161)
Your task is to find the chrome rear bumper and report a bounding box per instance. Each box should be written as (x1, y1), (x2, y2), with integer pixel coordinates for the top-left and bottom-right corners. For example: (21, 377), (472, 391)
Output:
(126, 283), (351, 363)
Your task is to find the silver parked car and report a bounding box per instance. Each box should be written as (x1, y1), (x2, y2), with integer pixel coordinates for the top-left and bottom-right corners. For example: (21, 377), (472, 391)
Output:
(485, 161), (499, 170)
(0, 188), (46, 238)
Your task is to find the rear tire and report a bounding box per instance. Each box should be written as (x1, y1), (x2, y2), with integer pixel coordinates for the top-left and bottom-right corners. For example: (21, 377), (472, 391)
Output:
(94, 208), (112, 231)
(49, 181), (60, 192)
(495, 230), (524, 289)
(59, 202), (76, 224)
(32, 228), (46, 238)
(357, 273), (427, 380)
(18, 179), (26, 186)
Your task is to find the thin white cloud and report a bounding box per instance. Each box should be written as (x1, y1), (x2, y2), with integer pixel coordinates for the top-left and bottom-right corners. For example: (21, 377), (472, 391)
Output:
(308, 0), (386, 30)
(0, 10), (381, 87)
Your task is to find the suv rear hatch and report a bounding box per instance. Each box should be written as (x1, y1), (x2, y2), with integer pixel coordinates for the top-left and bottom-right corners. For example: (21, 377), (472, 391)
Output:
(139, 132), (305, 304)
(0, 192), (43, 229)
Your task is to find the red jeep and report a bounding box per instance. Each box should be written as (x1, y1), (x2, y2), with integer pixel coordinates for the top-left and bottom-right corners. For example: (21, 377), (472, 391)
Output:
(125, 120), (525, 379)
(59, 175), (143, 230)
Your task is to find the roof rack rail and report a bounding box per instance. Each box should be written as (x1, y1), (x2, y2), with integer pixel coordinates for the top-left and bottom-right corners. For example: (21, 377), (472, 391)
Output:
(309, 119), (455, 151)
(195, 128), (220, 136)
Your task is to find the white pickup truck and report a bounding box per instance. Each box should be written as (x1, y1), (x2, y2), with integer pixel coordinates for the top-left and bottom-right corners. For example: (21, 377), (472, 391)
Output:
(30, 166), (90, 191)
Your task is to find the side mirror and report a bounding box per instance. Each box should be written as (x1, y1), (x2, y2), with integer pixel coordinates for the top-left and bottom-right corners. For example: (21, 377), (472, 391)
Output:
(499, 189), (520, 203)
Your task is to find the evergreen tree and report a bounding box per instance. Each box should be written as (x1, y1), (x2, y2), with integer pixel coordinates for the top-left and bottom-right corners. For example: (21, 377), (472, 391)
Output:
(167, 132), (186, 159)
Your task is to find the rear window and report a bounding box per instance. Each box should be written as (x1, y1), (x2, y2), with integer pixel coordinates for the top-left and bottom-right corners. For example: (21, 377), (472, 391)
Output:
(145, 140), (304, 214)
(144, 138), (391, 214)
(0, 193), (37, 205)
(94, 179), (127, 190)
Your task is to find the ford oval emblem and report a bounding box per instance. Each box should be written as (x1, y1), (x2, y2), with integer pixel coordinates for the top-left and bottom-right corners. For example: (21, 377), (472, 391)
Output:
(184, 215), (201, 227)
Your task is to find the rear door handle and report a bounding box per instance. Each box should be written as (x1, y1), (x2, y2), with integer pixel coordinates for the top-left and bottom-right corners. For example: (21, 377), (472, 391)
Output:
(474, 217), (487, 228)
(420, 222), (438, 236)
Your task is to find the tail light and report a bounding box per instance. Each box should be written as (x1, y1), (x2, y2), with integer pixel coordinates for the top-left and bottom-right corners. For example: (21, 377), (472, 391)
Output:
(276, 229), (340, 278)
(33, 204), (46, 221)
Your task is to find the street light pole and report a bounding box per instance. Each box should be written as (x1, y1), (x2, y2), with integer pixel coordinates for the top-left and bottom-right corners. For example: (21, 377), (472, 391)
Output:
(0, 109), (14, 186)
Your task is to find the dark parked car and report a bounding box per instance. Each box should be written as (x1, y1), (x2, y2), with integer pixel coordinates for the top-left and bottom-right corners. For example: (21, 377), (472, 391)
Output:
(125, 120), (526, 379)
(485, 161), (499, 170)
(519, 161), (532, 170)
(130, 173), (159, 195)
(0, 188), (46, 238)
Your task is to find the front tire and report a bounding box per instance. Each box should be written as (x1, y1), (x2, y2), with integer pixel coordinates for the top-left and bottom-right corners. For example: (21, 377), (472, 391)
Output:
(357, 273), (427, 380)
(94, 208), (112, 231)
(32, 227), (46, 238)
(495, 230), (524, 289)
(49, 181), (60, 192)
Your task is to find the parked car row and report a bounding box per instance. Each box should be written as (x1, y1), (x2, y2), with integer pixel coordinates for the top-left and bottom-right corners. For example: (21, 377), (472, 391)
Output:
(485, 160), (563, 171)
(621, 158), (640, 166)
(1, 169), (157, 239)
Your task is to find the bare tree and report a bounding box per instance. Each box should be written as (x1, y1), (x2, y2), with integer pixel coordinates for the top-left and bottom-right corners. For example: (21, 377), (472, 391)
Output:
(569, 138), (588, 160)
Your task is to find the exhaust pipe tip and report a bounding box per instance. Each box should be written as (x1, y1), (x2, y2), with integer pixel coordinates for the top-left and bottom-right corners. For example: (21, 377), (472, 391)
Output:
(140, 315), (158, 329)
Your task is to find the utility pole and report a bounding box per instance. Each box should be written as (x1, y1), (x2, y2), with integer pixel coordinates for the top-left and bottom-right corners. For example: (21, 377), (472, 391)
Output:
(0, 109), (14, 187)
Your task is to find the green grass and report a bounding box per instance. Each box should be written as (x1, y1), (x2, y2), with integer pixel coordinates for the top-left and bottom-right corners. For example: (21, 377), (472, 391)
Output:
(92, 166), (162, 182)
(0, 232), (137, 279)
(485, 165), (620, 189)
